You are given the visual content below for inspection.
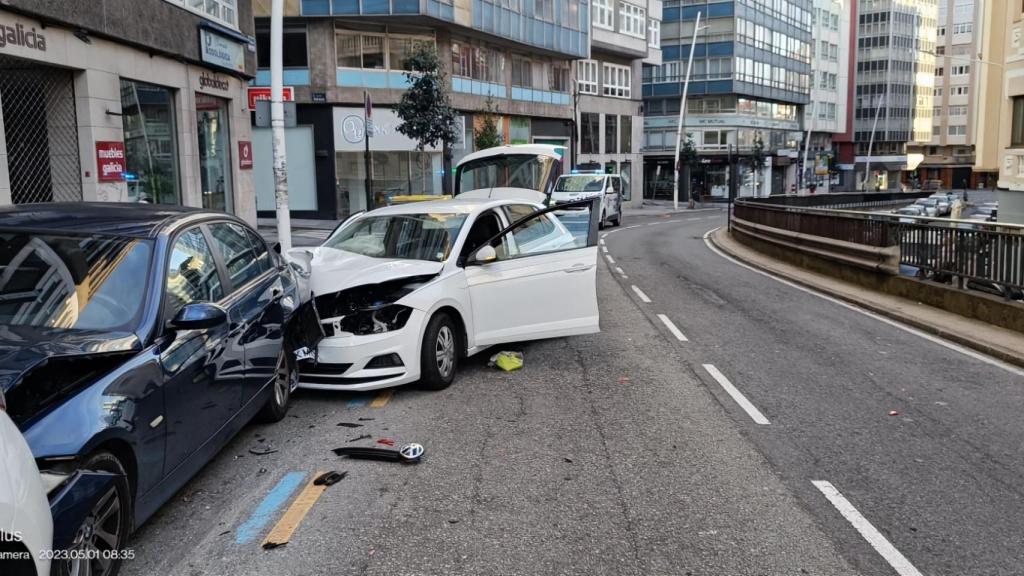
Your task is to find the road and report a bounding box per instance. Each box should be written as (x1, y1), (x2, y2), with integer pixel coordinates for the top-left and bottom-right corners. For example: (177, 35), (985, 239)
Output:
(120, 211), (1024, 576)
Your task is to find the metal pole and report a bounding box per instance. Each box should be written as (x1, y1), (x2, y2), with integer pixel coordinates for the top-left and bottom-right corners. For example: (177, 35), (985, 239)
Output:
(363, 90), (374, 210)
(673, 11), (702, 211)
(270, 0), (291, 252)
(864, 89), (885, 192)
(801, 102), (814, 195)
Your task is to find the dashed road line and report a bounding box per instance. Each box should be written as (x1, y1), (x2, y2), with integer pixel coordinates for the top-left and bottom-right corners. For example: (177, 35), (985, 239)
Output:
(656, 314), (689, 342)
(631, 285), (652, 303)
(687, 217), (701, 221)
(605, 254), (616, 265)
(701, 364), (770, 425)
(599, 238), (605, 245)
(236, 472), (306, 544)
(615, 266), (628, 278)
(602, 246), (609, 253)
(625, 224), (642, 229)
(812, 481), (924, 576)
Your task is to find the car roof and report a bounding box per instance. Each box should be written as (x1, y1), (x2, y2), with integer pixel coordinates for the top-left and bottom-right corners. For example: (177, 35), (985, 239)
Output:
(363, 197), (539, 216)
(0, 202), (241, 238)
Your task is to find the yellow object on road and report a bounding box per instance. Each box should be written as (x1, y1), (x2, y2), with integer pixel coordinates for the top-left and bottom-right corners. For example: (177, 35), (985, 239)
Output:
(489, 351), (524, 371)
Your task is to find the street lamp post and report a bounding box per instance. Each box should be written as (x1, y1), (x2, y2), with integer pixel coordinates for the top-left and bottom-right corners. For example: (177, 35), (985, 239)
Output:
(270, 0), (292, 252)
(673, 11), (704, 211)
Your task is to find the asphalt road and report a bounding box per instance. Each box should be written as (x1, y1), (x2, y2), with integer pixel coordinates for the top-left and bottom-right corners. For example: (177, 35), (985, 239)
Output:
(119, 210), (1023, 576)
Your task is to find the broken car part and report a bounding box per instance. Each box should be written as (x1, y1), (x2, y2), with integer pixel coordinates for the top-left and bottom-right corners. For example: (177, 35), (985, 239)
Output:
(313, 471), (348, 486)
(332, 443), (424, 464)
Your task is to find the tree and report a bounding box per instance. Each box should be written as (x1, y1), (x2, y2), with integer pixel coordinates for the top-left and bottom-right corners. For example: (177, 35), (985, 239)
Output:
(680, 132), (699, 208)
(750, 134), (767, 197)
(474, 94), (504, 151)
(395, 43), (460, 195)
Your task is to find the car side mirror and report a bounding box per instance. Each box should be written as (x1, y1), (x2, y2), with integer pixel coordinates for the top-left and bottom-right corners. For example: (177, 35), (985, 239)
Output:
(169, 302), (227, 331)
(469, 244), (497, 265)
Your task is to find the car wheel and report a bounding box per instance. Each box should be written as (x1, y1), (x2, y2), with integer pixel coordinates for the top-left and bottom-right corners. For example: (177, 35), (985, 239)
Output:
(598, 210), (606, 230)
(57, 452), (131, 576)
(419, 312), (459, 391)
(611, 212), (622, 227)
(259, 351), (295, 422)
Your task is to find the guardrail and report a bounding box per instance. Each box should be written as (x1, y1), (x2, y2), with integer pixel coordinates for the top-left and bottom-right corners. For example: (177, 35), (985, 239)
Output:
(732, 197), (1024, 296)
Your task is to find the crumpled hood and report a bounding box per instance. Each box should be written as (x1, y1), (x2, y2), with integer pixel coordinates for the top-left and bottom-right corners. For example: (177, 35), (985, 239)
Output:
(0, 326), (140, 394)
(303, 248), (445, 297)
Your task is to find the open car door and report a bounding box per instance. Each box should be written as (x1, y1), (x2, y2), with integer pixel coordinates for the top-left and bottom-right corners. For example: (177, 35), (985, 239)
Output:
(463, 197), (600, 346)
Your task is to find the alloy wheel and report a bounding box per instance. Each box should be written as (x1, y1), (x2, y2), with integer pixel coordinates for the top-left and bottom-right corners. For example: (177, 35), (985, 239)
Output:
(435, 325), (455, 378)
(66, 485), (122, 576)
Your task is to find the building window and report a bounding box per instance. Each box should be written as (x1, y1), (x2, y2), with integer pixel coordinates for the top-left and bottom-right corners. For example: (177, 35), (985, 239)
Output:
(338, 29), (436, 72)
(578, 60), (599, 94)
(619, 2), (647, 38)
(452, 39), (505, 83)
(389, 36), (435, 71)
(605, 114), (618, 154)
(512, 57), (534, 87)
(593, 0), (614, 30)
(256, 26), (308, 68)
(120, 79), (180, 205)
(535, 0), (553, 21)
(549, 62), (571, 92)
(620, 115), (632, 153)
(602, 63), (631, 98)
(165, 0), (237, 28)
(648, 18), (661, 48)
(953, 22), (972, 34)
(581, 112), (600, 154)
(952, 65), (970, 76)
(1011, 97), (1024, 147)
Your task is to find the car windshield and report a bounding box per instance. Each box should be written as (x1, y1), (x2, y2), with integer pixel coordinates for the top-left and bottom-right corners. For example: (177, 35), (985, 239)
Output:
(324, 213), (468, 262)
(458, 154), (559, 194)
(0, 231), (152, 332)
(555, 176), (605, 192)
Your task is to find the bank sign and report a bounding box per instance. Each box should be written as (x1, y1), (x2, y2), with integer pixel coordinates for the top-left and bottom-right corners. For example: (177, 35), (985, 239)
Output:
(332, 108), (465, 152)
(200, 29), (244, 73)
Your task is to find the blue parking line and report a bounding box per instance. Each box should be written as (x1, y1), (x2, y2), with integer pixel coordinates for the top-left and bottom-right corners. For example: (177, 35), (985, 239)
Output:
(235, 471), (306, 544)
(346, 394), (372, 408)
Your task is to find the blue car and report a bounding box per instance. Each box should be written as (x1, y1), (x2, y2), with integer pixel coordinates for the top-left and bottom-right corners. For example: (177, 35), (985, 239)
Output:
(0, 203), (299, 576)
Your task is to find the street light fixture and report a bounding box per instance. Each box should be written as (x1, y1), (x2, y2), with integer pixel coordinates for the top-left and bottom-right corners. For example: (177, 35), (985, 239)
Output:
(673, 13), (708, 211)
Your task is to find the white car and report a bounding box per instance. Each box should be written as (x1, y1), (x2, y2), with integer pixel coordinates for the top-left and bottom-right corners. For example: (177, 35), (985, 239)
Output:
(0, 391), (52, 576)
(286, 145), (601, 391)
(551, 172), (623, 229)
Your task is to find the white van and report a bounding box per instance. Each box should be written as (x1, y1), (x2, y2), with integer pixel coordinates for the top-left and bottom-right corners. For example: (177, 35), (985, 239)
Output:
(551, 172), (623, 229)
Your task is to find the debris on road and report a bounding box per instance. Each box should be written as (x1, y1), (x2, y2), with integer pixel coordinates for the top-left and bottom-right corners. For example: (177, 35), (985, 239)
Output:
(249, 446), (278, 456)
(333, 443), (424, 464)
(313, 471), (348, 486)
(563, 457), (574, 464)
(488, 351), (524, 371)
(888, 410), (899, 416)
(618, 376), (630, 384)
(347, 434), (372, 442)
(337, 422), (363, 428)
(358, 417), (375, 421)
(377, 438), (396, 446)
(262, 541), (287, 550)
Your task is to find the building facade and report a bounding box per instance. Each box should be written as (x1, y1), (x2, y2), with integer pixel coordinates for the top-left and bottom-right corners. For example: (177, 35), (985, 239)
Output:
(251, 0), (589, 220)
(0, 0), (259, 222)
(852, 0), (937, 191)
(911, 0), (999, 190)
(642, 0), (813, 200)
(575, 0), (661, 207)
(996, 0), (1024, 223)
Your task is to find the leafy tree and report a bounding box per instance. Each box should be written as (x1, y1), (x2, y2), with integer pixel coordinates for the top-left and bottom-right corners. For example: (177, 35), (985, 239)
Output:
(679, 132), (699, 207)
(749, 134), (767, 197)
(395, 43), (460, 194)
(474, 94), (504, 151)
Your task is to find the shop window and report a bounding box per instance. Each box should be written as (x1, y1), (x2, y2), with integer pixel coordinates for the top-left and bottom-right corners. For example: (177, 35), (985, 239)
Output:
(581, 113), (600, 154)
(256, 26), (308, 68)
(120, 79), (180, 205)
(605, 114), (618, 154)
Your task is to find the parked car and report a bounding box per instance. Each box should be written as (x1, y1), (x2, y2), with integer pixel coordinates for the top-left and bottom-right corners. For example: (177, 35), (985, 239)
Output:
(896, 205), (926, 223)
(0, 390), (52, 576)
(0, 203), (299, 575)
(928, 193), (952, 216)
(913, 197), (940, 217)
(286, 145), (601, 392)
(552, 171), (623, 228)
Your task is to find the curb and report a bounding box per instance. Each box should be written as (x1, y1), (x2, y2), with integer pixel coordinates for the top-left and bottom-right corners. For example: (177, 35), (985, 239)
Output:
(709, 227), (1024, 371)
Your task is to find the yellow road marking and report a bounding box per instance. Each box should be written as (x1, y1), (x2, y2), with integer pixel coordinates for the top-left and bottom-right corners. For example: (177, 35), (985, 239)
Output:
(370, 389), (393, 408)
(261, 471), (328, 549)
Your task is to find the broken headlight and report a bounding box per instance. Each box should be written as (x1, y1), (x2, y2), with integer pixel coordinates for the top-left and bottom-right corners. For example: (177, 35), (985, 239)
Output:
(339, 304), (413, 335)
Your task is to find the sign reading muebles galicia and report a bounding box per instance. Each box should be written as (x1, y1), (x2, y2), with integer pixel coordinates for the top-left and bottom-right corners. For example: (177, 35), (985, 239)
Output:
(95, 142), (126, 182)
(200, 29), (244, 73)
(0, 22), (45, 52)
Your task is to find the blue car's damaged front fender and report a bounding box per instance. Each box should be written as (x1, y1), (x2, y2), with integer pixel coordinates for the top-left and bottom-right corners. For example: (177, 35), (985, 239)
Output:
(49, 471), (120, 552)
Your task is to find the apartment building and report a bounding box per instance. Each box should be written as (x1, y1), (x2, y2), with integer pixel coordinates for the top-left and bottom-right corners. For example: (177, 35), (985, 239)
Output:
(996, 0), (1024, 223)
(251, 0), (589, 219)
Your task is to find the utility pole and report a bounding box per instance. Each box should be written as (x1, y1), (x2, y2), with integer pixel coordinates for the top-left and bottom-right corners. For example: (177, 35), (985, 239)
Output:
(270, 0), (291, 252)
(673, 11), (702, 211)
(363, 90), (374, 210)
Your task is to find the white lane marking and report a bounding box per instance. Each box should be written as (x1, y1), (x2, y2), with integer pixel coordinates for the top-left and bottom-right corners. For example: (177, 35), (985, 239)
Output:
(647, 221), (664, 227)
(687, 217), (701, 221)
(599, 239), (605, 245)
(615, 266), (628, 278)
(631, 285), (652, 303)
(701, 364), (770, 425)
(657, 314), (689, 342)
(625, 225), (642, 229)
(602, 246), (609, 253)
(702, 228), (1024, 378)
(605, 254), (616, 265)
(606, 229), (619, 235)
(812, 481), (924, 576)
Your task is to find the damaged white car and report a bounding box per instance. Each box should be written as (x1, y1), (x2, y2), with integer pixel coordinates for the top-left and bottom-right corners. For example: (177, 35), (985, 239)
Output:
(285, 145), (601, 391)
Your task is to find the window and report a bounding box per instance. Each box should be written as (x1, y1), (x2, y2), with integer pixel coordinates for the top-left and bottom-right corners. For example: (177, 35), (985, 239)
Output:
(648, 18), (661, 48)
(549, 62), (571, 93)
(619, 2), (647, 38)
(166, 0), (237, 27)
(605, 114), (618, 154)
(948, 125), (966, 136)
(952, 65), (970, 76)
(620, 115), (632, 153)
(338, 30), (435, 71)
(166, 227), (224, 318)
(535, 0), (553, 21)
(602, 63), (631, 98)
(831, 13), (839, 30)
(512, 57), (533, 88)
(936, 67), (944, 76)
(581, 112), (600, 154)
(952, 86), (969, 96)
(208, 223), (265, 290)
(829, 43), (838, 61)
(120, 79), (180, 205)
(451, 40), (504, 83)
(953, 22), (972, 34)
(389, 36), (434, 71)
(593, 0), (613, 29)
(578, 60), (599, 94)
(256, 26), (308, 68)
(245, 229), (273, 274)
(1011, 96), (1024, 147)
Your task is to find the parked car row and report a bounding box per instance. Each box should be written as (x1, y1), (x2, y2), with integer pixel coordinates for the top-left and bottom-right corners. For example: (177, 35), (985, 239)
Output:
(0, 145), (601, 576)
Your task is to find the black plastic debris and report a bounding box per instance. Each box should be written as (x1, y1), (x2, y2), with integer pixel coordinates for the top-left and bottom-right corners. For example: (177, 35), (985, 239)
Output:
(347, 434), (372, 442)
(332, 443), (424, 464)
(314, 471), (348, 486)
(358, 417), (375, 421)
(336, 422), (363, 428)
(249, 446), (278, 456)
(263, 541), (287, 550)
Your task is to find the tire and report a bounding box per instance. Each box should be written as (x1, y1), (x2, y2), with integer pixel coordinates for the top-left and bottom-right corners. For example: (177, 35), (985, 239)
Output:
(56, 452), (131, 576)
(611, 211), (622, 227)
(419, 312), (459, 391)
(259, 351), (295, 422)
(598, 211), (606, 230)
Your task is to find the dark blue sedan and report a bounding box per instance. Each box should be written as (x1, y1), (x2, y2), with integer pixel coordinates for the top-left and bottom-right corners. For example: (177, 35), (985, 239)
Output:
(0, 203), (299, 576)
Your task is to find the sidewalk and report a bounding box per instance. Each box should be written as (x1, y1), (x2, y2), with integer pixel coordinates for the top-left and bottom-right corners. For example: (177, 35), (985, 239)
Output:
(624, 198), (724, 218)
(710, 226), (1024, 370)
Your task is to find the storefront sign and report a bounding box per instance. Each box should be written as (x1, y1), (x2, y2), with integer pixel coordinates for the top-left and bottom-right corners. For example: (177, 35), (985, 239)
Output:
(238, 141), (253, 170)
(247, 87), (293, 109)
(199, 72), (230, 92)
(95, 141), (126, 182)
(0, 22), (46, 52)
(200, 28), (245, 73)
(332, 107), (464, 152)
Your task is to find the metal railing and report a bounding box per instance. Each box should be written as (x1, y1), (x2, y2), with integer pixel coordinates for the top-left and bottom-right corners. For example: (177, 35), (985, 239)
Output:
(733, 196), (1024, 294)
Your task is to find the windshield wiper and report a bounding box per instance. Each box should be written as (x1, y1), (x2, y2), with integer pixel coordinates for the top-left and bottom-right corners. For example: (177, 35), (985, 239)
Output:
(0, 290), (42, 303)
